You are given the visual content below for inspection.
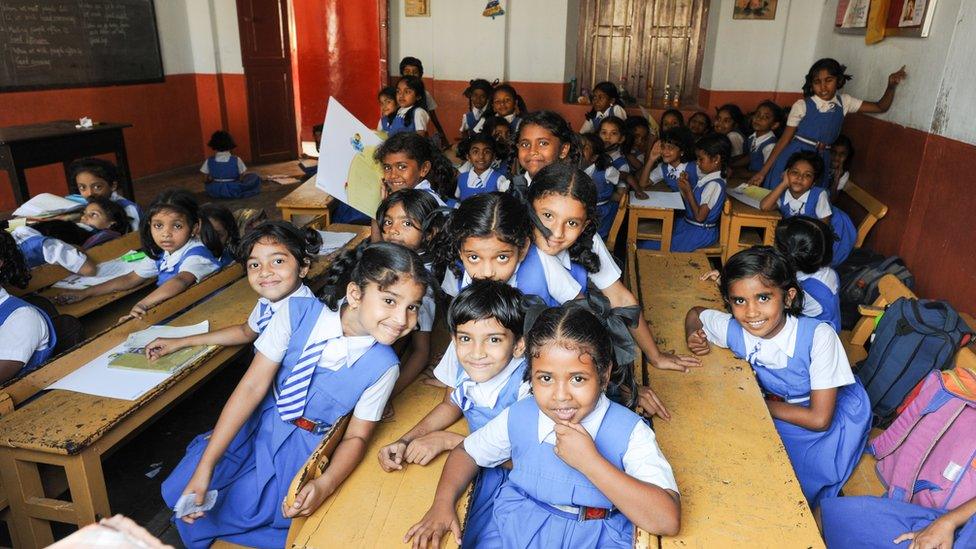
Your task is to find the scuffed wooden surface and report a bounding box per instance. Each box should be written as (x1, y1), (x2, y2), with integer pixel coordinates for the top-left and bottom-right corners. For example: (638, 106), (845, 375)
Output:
(635, 251), (824, 548)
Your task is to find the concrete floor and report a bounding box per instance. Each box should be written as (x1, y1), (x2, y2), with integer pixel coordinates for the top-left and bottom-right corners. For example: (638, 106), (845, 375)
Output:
(1, 160), (310, 548)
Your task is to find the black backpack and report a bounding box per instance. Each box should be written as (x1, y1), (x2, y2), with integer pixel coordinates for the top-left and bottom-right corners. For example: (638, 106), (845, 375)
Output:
(838, 252), (914, 330)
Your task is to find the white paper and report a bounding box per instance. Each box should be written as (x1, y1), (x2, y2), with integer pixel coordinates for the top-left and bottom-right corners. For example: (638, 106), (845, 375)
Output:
(12, 193), (84, 217)
(125, 321), (210, 348)
(630, 191), (685, 210)
(315, 97), (385, 217)
(52, 256), (138, 289)
(727, 184), (771, 209)
(316, 231), (357, 256)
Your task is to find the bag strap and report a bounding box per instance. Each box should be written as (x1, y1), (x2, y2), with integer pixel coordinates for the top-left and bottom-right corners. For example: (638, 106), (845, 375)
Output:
(904, 400), (967, 502)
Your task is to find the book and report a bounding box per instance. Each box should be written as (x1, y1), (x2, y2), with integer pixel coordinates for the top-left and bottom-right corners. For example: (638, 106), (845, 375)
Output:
(108, 345), (213, 373)
(12, 193), (85, 217)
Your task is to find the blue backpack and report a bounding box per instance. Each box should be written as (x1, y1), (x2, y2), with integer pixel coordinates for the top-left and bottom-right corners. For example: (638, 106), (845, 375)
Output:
(856, 298), (973, 427)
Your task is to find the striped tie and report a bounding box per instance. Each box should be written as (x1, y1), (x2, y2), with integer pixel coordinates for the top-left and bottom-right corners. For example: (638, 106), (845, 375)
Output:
(255, 303), (273, 332)
(276, 339), (329, 421)
(452, 374), (478, 411)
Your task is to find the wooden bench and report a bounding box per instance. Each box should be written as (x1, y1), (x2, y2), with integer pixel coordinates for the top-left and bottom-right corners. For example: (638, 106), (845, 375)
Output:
(841, 181), (888, 248)
(0, 225), (367, 548)
(6, 231), (142, 297)
(630, 250), (824, 547)
(277, 177), (333, 225)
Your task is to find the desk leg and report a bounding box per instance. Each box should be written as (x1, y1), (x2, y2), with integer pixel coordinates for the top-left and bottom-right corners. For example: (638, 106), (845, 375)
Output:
(64, 451), (111, 528)
(114, 135), (135, 200)
(0, 145), (28, 205)
(725, 219), (743, 263)
(660, 211), (674, 253)
(761, 221), (777, 246)
(0, 449), (54, 548)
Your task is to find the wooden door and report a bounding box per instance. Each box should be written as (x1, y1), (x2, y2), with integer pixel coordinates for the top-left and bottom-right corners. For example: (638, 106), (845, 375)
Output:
(236, 0), (298, 163)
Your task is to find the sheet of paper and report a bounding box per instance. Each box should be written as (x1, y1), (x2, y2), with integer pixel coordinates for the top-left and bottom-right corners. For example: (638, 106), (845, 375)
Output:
(315, 97), (385, 219)
(12, 193), (85, 217)
(125, 321), (210, 348)
(316, 231), (357, 256)
(47, 339), (214, 401)
(52, 256), (138, 289)
(727, 184), (772, 209)
(109, 346), (210, 373)
(630, 191), (685, 210)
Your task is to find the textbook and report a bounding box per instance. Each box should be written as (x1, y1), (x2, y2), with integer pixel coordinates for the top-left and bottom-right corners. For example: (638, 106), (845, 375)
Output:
(108, 345), (212, 373)
(12, 192), (85, 218)
(727, 184), (772, 209)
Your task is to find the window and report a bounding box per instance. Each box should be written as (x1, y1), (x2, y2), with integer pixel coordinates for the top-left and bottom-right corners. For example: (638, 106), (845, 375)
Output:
(576, 0), (709, 107)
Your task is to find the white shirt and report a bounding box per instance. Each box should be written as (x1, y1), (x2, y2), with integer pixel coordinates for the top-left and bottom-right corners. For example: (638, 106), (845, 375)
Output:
(695, 171), (724, 210)
(0, 288), (50, 365)
(433, 342), (531, 409)
(133, 237), (219, 281)
(455, 168), (511, 199)
(440, 251), (582, 301)
(247, 284), (314, 333)
(472, 112), (516, 134)
(580, 104), (628, 134)
(787, 93), (864, 127)
(835, 171), (850, 193)
(607, 150), (631, 173)
(417, 287), (436, 332)
(110, 191), (141, 232)
(464, 395), (679, 493)
(255, 300), (399, 421)
(748, 132), (777, 163)
(699, 310), (854, 396)
(459, 107), (485, 132)
(424, 89), (438, 111)
(727, 131), (745, 157)
(649, 161), (692, 185)
(11, 226), (89, 273)
(584, 163), (623, 189)
(200, 151), (247, 176)
(552, 237), (621, 291)
(798, 267), (839, 318)
(779, 188), (832, 219)
(396, 106), (429, 132)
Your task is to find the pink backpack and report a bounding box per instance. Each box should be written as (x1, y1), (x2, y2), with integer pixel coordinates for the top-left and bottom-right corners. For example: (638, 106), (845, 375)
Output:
(870, 371), (976, 510)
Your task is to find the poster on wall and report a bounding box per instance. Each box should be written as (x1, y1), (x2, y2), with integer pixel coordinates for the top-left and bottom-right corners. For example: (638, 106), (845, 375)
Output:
(405, 0), (429, 17)
(899, 0), (926, 26)
(316, 97), (385, 219)
(733, 0), (778, 20)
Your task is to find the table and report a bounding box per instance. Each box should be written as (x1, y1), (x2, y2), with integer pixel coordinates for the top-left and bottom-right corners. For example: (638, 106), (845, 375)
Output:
(723, 198), (780, 262)
(626, 187), (679, 251)
(632, 250), (824, 547)
(0, 121), (134, 205)
(277, 178), (333, 225)
(0, 225), (368, 548)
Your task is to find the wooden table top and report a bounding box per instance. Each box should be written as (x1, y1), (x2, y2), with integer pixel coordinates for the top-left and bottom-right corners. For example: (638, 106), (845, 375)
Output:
(0, 121), (131, 144)
(634, 250), (824, 548)
(730, 198), (781, 221)
(277, 178), (333, 210)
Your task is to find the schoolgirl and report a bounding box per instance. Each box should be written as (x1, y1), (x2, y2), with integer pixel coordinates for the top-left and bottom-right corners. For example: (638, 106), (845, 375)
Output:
(459, 78), (493, 138)
(69, 157), (142, 231)
(639, 127), (697, 192)
(580, 81), (628, 134)
(775, 216), (841, 333)
(201, 131), (262, 199)
(0, 230), (56, 383)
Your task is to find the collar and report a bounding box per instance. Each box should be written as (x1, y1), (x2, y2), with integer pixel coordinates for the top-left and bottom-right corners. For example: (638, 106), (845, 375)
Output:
(159, 237), (204, 268)
(397, 106), (415, 116)
(503, 113), (516, 123)
(742, 314), (799, 360)
(76, 222), (95, 232)
(783, 188), (812, 207)
(414, 179), (433, 192)
(584, 163), (596, 176)
(455, 354), (526, 409)
(469, 167), (493, 181)
(0, 287), (9, 306)
(213, 151), (233, 161)
(471, 106), (484, 117)
(608, 149), (624, 160)
(461, 269), (518, 291)
(309, 303), (377, 370)
(809, 94), (843, 111)
(597, 106), (615, 119)
(537, 394), (611, 444)
(749, 132), (775, 148)
(697, 170), (723, 188)
(257, 284), (313, 311)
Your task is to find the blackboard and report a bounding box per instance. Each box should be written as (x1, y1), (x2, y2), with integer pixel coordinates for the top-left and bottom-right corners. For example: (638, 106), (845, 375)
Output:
(0, 0), (164, 92)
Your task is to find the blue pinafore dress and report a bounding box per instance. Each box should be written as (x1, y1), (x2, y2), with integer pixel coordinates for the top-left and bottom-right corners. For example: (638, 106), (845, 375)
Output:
(155, 245), (219, 286)
(388, 107), (423, 137)
(205, 155), (261, 199)
(657, 162), (699, 192)
(17, 234), (50, 269)
(0, 295), (57, 376)
(161, 297), (398, 549)
(455, 245), (587, 307)
(821, 495), (976, 549)
(639, 175), (725, 252)
(800, 276), (841, 333)
(778, 186), (856, 266)
(458, 360), (527, 547)
(763, 96), (845, 189)
(746, 133), (776, 172)
(490, 398), (639, 548)
(589, 166), (618, 240)
(726, 316), (871, 509)
(457, 169), (503, 201)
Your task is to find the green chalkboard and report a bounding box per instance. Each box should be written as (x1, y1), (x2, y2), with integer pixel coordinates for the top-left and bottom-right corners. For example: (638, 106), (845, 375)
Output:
(0, 0), (164, 92)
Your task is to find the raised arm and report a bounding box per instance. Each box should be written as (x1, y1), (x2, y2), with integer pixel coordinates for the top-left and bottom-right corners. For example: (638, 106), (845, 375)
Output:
(759, 175), (789, 211)
(857, 66), (907, 114)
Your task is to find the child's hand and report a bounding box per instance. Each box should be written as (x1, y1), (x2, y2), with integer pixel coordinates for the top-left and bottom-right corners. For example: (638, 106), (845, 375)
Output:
(687, 328), (711, 356)
(378, 439), (408, 471)
(403, 502), (461, 549)
(179, 469), (212, 524)
(747, 172), (765, 186)
(893, 514), (955, 548)
(553, 421), (599, 470)
(635, 385), (671, 420)
(648, 139), (663, 161)
(649, 351), (702, 372)
(677, 171), (691, 192)
(53, 289), (89, 305)
(145, 338), (185, 361)
(404, 432), (462, 466)
(888, 65), (907, 87)
(282, 477), (332, 518)
(633, 189), (649, 200)
(700, 269), (721, 283)
(118, 302), (149, 324)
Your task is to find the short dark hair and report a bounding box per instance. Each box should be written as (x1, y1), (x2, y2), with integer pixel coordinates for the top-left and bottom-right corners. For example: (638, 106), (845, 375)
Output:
(207, 130), (236, 151)
(785, 150), (825, 182)
(775, 216), (834, 274)
(448, 279), (527, 338)
(69, 157), (118, 186)
(200, 203), (240, 260)
(803, 58), (852, 97)
(399, 56), (424, 76)
(720, 246), (804, 317)
(140, 190), (201, 259)
(237, 220), (322, 267)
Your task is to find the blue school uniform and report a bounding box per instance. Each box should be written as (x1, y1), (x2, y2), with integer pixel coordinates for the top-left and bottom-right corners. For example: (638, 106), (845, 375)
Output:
(821, 496), (976, 549)
(639, 171), (726, 252)
(778, 186), (856, 266)
(587, 164), (619, 240)
(156, 244), (219, 286)
(109, 192), (142, 232)
(205, 155), (261, 199)
(451, 245), (587, 306)
(18, 233), (49, 269)
(763, 96), (844, 189)
(726, 316), (871, 508)
(746, 132), (776, 172)
(655, 161), (698, 192)
(491, 397), (639, 548)
(456, 168), (503, 201)
(161, 297), (399, 549)
(800, 275), (841, 333)
(0, 295), (56, 375)
(463, 110), (483, 132)
(379, 115), (393, 133)
(388, 107), (428, 137)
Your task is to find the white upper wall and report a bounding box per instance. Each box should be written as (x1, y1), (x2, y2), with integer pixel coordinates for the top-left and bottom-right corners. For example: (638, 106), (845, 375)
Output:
(155, 0), (244, 75)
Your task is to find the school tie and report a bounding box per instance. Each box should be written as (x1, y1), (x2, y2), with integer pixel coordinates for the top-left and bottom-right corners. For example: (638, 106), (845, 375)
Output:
(746, 341), (762, 368)
(470, 173), (485, 189)
(276, 338), (330, 421)
(453, 373), (478, 411)
(255, 302), (273, 332)
(667, 165), (680, 179)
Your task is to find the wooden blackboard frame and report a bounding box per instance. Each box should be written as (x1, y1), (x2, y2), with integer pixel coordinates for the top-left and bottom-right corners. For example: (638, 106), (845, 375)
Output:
(0, 0), (166, 93)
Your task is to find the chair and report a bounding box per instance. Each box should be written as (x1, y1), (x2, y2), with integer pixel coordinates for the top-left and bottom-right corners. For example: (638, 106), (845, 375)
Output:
(606, 192), (629, 253)
(696, 199), (732, 259)
(841, 182), (888, 247)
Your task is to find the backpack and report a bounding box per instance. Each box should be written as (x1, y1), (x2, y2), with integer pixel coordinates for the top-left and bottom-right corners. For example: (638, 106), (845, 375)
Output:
(856, 298), (973, 427)
(870, 371), (976, 511)
(838, 254), (914, 329)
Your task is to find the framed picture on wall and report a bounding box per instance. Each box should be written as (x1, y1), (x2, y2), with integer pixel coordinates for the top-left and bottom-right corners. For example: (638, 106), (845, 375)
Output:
(405, 0), (429, 17)
(834, 0), (869, 35)
(886, 0), (938, 37)
(732, 0), (778, 20)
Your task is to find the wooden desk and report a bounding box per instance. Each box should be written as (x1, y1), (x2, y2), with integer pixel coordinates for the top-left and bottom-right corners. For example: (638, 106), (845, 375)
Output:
(724, 198), (780, 262)
(0, 121), (134, 205)
(277, 178), (333, 225)
(632, 250), (824, 548)
(0, 226), (367, 548)
(627, 187), (679, 252)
